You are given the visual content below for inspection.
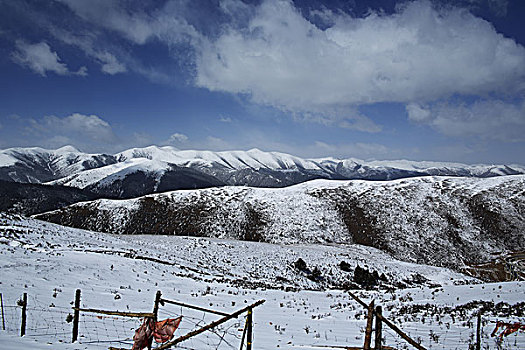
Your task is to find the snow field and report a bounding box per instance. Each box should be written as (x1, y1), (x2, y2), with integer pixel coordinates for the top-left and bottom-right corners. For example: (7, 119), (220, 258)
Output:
(0, 214), (524, 349)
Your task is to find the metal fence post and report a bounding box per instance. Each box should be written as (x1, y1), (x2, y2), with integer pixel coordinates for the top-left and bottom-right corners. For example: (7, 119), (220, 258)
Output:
(0, 293), (5, 330)
(476, 309), (482, 350)
(72, 289), (81, 343)
(20, 293), (27, 337)
(375, 305), (382, 350)
(246, 308), (253, 350)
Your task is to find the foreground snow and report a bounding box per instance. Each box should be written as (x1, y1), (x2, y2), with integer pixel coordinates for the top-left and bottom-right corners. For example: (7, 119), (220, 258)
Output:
(0, 214), (523, 349)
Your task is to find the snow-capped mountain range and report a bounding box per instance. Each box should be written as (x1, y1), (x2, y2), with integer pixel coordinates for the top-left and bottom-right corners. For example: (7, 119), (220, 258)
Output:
(1, 145), (524, 199)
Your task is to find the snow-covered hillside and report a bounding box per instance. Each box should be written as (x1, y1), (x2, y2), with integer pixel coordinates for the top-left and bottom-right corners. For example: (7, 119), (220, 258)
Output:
(1, 146), (524, 197)
(0, 214), (523, 349)
(36, 175), (525, 279)
(0, 146), (117, 183)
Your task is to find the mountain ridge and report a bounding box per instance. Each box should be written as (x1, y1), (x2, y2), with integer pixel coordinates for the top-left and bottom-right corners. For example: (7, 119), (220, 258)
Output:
(35, 175), (525, 280)
(2, 145), (524, 193)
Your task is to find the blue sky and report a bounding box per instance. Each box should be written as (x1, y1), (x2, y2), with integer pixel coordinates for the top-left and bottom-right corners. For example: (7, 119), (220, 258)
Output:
(0, 0), (524, 164)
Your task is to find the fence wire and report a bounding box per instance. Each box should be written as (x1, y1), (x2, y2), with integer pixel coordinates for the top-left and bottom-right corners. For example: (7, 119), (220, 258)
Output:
(378, 312), (525, 350)
(0, 291), (251, 349)
(156, 302), (246, 349)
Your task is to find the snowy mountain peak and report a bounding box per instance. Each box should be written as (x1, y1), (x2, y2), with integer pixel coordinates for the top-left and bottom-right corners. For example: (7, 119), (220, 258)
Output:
(2, 145), (525, 192)
(55, 145), (81, 154)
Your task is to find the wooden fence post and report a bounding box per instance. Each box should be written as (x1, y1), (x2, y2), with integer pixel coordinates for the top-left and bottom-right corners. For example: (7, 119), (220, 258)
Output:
(246, 308), (253, 350)
(375, 305), (382, 350)
(0, 293), (5, 331)
(148, 291), (162, 350)
(348, 291), (426, 350)
(475, 309), (482, 350)
(239, 315), (248, 350)
(72, 289), (81, 343)
(20, 293), (27, 337)
(155, 300), (265, 350)
(363, 300), (375, 350)
(153, 291), (162, 322)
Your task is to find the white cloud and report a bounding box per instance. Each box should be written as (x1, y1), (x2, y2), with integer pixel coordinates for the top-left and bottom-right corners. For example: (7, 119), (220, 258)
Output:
(56, 0), (155, 45)
(406, 99), (525, 142)
(406, 103), (432, 122)
(57, 0), (201, 45)
(26, 113), (118, 148)
(98, 52), (127, 75)
(196, 0), (525, 115)
(168, 132), (189, 143)
(11, 40), (87, 77)
(219, 116), (233, 123)
(47, 26), (127, 75)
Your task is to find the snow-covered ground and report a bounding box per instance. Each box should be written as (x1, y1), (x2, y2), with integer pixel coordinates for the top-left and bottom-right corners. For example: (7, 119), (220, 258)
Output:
(0, 214), (523, 349)
(38, 175), (525, 274)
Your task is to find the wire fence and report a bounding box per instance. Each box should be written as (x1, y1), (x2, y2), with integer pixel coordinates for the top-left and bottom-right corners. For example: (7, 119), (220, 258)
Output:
(377, 309), (525, 349)
(1, 290), (523, 349)
(1, 292), (71, 339)
(76, 313), (142, 347)
(0, 290), (255, 350)
(157, 301), (247, 349)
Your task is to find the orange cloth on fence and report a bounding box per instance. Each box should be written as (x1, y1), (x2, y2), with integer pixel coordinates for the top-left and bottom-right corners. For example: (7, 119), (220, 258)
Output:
(132, 316), (182, 350)
(491, 321), (525, 339)
(132, 318), (154, 350)
(153, 317), (183, 343)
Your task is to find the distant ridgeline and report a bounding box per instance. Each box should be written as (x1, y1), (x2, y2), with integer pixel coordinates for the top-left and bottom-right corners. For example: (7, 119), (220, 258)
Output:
(1, 145), (524, 215)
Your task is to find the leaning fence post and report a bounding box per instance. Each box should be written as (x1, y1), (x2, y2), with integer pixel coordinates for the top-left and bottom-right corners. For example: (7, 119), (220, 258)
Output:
(475, 309), (482, 350)
(246, 308), (253, 350)
(72, 289), (81, 343)
(375, 305), (382, 350)
(0, 293), (5, 331)
(239, 314), (248, 350)
(20, 293), (27, 337)
(363, 300), (375, 350)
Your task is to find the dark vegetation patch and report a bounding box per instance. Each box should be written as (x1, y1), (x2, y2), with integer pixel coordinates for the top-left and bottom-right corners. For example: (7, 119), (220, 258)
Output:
(124, 196), (214, 236)
(309, 188), (386, 251)
(241, 202), (268, 242)
(88, 168), (225, 199)
(397, 300), (525, 319)
(467, 192), (523, 250)
(0, 180), (99, 215)
(353, 264), (388, 289)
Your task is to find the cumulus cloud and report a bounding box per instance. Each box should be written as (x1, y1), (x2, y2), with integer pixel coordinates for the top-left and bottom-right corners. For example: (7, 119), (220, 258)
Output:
(196, 0), (525, 113)
(168, 132), (189, 143)
(26, 113), (118, 150)
(406, 99), (525, 142)
(11, 40), (87, 77)
(53, 0), (525, 135)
